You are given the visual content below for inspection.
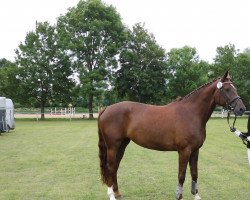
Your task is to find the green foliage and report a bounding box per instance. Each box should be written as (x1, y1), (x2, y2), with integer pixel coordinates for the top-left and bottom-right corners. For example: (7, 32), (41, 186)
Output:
(0, 59), (20, 99)
(166, 46), (209, 100)
(210, 44), (250, 109)
(115, 23), (167, 104)
(234, 53), (250, 109)
(243, 48), (250, 55)
(211, 44), (238, 77)
(57, 0), (126, 118)
(15, 22), (75, 119)
(98, 88), (119, 106)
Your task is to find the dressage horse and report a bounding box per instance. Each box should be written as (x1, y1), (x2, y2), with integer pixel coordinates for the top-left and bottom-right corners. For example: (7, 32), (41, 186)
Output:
(98, 71), (246, 200)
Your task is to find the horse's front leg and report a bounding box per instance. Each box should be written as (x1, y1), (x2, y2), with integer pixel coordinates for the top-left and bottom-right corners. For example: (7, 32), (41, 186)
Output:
(189, 150), (201, 200)
(176, 148), (191, 200)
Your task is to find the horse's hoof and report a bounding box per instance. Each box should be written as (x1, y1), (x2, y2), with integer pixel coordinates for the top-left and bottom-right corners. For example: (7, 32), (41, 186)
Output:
(194, 193), (201, 200)
(115, 193), (122, 199)
(178, 196), (183, 199)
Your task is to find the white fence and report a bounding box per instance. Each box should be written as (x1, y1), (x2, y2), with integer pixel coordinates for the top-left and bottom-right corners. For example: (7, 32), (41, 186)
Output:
(15, 112), (99, 119)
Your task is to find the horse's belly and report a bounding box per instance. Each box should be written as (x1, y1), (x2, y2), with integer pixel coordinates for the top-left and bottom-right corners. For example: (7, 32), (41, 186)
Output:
(128, 130), (176, 151)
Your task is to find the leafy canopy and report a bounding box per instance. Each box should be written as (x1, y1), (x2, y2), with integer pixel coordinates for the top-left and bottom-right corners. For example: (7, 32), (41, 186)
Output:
(115, 23), (167, 104)
(15, 21), (75, 118)
(57, 0), (126, 117)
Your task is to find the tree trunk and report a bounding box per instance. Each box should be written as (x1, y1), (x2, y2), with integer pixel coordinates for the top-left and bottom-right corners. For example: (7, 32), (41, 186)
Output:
(41, 106), (45, 120)
(88, 94), (94, 119)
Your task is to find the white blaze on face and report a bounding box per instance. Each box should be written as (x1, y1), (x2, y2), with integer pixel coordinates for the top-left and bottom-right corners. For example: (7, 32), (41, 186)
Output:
(230, 83), (236, 90)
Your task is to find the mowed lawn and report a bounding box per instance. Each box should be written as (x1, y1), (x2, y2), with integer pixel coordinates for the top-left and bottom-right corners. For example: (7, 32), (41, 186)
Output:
(0, 118), (250, 200)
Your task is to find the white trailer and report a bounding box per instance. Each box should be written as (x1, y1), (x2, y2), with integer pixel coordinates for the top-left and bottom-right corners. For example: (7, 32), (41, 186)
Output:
(6, 99), (15, 130)
(0, 97), (15, 133)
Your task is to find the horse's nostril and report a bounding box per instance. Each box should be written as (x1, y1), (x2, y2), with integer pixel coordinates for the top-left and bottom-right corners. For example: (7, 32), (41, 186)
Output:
(239, 107), (246, 113)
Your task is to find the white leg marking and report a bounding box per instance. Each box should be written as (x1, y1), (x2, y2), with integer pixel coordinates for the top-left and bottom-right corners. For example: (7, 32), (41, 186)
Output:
(176, 184), (183, 200)
(194, 193), (201, 200)
(107, 186), (116, 200)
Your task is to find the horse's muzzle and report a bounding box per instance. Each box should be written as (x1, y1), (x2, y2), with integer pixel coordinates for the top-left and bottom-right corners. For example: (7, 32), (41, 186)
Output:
(234, 104), (246, 116)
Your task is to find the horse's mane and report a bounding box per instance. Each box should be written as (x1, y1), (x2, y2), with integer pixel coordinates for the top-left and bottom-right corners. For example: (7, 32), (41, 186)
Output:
(176, 78), (220, 102)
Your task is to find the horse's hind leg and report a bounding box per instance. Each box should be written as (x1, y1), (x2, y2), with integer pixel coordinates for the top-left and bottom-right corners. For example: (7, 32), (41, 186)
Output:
(113, 138), (130, 198)
(106, 138), (130, 200)
(106, 147), (118, 200)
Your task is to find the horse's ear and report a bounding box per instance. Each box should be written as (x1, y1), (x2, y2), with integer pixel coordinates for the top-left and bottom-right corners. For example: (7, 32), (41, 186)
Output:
(221, 71), (231, 82)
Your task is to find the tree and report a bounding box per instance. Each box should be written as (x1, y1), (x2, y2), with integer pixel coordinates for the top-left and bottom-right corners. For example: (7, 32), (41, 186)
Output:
(15, 22), (75, 119)
(115, 23), (167, 104)
(116, 24), (166, 104)
(166, 46), (209, 100)
(210, 44), (250, 108)
(243, 47), (250, 56)
(57, 0), (126, 118)
(234, 52), (250, 109)
(0, 58), (20, 100)
(211, 44), (238, 77)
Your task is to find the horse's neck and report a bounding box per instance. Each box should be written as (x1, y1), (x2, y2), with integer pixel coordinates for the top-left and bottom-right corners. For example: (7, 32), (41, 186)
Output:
(185, 83), (217, 124)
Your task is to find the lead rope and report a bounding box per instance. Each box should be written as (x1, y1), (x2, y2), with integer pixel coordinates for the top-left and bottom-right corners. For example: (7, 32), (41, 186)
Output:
(227, 111), (248, 146)
(227, 111), (237, 132)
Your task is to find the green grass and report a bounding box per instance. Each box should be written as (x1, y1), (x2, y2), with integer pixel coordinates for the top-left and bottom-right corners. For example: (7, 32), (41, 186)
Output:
(0, 118), (249, 199)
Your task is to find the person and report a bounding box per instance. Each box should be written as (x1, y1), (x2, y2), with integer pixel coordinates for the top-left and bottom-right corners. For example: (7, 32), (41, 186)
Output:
(232, 113), (250, 165)
(242, 113), (250, 148)
(242, 113), (250, 165)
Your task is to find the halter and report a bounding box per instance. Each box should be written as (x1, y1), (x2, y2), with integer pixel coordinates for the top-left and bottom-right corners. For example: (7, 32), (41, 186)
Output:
(217, 81), (239, 131)
(217, 81), (248, 145)
(217, 81), (241, 112)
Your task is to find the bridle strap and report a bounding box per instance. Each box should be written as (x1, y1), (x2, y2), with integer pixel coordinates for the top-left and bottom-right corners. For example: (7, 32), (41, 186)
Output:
(227, 111), (237, 132)
(218, 81), (240, 111)
(229, 96), (241, 105)
(221, 81), (238, 131)
(219, 81), (246, 145)
(218, 81), (248, 146)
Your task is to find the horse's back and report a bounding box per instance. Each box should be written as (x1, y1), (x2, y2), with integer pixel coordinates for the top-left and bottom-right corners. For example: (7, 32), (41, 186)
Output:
(99, 101), (158, 126)
(99, 101), (147, 129)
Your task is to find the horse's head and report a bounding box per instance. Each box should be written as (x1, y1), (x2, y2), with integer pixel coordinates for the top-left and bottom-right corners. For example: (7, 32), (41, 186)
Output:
(214, 71), (246, 116)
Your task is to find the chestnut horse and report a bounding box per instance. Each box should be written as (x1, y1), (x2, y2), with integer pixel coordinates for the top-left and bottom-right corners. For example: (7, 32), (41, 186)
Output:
(98, 71), (246, 200)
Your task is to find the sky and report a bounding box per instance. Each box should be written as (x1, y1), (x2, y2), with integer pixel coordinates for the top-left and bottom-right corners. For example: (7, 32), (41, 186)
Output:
(1, 0), (250, 62)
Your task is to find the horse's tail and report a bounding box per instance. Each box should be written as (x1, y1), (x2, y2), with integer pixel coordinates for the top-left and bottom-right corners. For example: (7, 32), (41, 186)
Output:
(98, 107), (108, 185)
